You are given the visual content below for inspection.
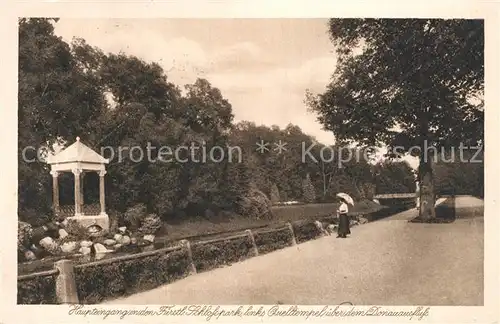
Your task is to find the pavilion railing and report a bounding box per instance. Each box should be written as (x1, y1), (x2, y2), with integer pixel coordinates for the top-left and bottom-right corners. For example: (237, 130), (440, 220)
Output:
(58, 205), (75, 218)
(57, 204), (100, 217)
(82, 204), (100, 215)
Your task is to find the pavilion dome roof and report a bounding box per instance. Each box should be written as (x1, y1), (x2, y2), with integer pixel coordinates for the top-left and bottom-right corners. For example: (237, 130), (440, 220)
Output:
(46, 137), (109, 165)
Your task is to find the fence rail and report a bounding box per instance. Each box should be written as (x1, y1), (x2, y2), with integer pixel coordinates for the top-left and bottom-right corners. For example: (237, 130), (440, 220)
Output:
(18, 269), (59, 281)
(254, 226), (289, 236)
(74, 245), (183, 269)
(18, 205), (413, 305)
(193, 232), (249, 246)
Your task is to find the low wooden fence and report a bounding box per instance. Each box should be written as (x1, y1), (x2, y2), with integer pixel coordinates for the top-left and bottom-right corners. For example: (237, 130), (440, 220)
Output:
(17, 204), (412, 305)
(18, 222), (301, 305)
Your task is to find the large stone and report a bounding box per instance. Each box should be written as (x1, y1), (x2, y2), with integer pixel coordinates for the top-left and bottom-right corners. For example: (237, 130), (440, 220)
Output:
(113, 233), (123, 242)
(79, 246), (91, 255)
(24, 250), (37, 261)
(326, 224), (336, 234)
(103, 239), (116, 246)
(60, 241), (78, 253)
(120, 235), (131, 245)
(143, 234), (155, 243)
(58, 229), (69, 239)
(87, 224), (104, 238)
(39, 237), (60, 254)
(80, 240), (93, 248)
(93, 243), (112, 254)
(313, 221), (329, 236)
(350, 220), (360, 227)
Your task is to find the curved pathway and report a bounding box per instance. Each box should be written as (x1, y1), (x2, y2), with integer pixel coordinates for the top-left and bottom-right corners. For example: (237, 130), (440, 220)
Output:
(105, 197), (484, 306)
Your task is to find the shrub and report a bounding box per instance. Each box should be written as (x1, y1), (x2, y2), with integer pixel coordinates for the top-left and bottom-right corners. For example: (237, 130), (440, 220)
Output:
(61, 219), (90, 243)
(19, 209), (52, 227)
(270, 184), (280, 205)
(124, 204), (148, 231)
(292, 220), (323, 243)
(302, 174), (316, 203)
(191, 236), (254, 272)
(74, 248), (190, 304)
(138, 214), (162, 235)
(254, 228), (293, 255)
(17, 275), (57, 304)
(108, 210), (122, 233)
(237, 188), (273, 219)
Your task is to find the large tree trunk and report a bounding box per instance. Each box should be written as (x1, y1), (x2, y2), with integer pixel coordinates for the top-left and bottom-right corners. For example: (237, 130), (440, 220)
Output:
(418, 147), (436, 220)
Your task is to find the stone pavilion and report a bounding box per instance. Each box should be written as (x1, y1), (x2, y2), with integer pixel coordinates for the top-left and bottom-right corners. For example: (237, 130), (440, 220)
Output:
(46, 137), (110, 230)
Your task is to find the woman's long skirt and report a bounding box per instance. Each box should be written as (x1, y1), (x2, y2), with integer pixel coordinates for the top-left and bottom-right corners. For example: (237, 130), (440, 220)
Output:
(338, 213), (351, 237)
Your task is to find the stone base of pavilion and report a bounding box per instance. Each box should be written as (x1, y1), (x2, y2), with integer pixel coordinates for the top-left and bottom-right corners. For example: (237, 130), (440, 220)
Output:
(66, 213), (110, 231)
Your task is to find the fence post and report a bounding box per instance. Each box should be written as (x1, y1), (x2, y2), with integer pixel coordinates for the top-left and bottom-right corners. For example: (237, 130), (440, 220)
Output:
(180, 240), (197, 275)
(53, 259), (79, 304)
(245, 229), (259, 257)
(286, 222), (297, 246)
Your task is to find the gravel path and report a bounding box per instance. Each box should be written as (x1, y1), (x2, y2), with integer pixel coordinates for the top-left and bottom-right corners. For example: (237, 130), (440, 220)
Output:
(105, 197), (483, 306)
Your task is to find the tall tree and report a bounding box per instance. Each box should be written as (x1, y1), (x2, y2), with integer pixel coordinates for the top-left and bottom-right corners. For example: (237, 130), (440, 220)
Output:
(373, 160), (416, 195)
(270, 183), (281, 204)
(18, 19), (106, 223)
(302, 173), (316, 203)
(307, 19), (483, 221)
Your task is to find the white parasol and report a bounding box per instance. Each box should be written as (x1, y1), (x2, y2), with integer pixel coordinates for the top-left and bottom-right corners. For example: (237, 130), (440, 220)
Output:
(336, 192), (354, 206)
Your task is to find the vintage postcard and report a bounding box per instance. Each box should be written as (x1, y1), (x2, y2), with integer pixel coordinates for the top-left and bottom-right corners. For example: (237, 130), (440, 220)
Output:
(1, 1), (499, 323)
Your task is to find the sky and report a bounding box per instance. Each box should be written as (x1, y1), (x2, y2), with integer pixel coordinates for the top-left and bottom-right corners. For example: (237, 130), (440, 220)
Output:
(53, 18), (337, 141)
(53, 18), (418, 168)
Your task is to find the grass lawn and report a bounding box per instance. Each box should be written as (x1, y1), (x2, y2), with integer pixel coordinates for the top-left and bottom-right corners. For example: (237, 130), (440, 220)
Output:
(156, 199), (385, 244)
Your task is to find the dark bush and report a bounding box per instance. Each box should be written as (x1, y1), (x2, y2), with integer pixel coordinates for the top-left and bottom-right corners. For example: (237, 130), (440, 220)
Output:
(74, 248), (190, 304)
(237, 188), (273, 219)
(292, 220), (323, 243)
(123, 204), (148, 231)
(17, 275), (57, 304)
(191, 235), (254, 272)
(254, 228), (293, 255)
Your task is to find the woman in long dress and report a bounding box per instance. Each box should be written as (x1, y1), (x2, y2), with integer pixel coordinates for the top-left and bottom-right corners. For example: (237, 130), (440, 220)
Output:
(337, 197), (351, 238)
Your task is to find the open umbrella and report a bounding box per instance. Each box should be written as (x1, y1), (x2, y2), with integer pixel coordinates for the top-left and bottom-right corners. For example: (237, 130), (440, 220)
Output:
(336, 192), (354, 206)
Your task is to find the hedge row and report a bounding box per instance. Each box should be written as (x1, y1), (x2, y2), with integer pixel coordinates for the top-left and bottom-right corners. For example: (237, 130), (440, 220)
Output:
(74, 248), (190, 304)
(191, 235), (255, 273)
(254, 227), (293, 255)
(17, 274), (57, 304)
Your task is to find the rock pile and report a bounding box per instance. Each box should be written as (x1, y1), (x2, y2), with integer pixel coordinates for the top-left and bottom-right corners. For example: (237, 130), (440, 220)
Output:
(18, 219), (159, 263)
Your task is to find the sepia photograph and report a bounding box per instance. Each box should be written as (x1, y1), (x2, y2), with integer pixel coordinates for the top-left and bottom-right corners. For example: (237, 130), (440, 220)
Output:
(15, 16), (485, 311)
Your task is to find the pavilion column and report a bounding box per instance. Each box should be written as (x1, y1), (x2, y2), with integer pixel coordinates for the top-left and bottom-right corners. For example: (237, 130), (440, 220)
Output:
(99, 170), (106, 215)
(50, 171), (60, 215)
(72, 168), (82, 216)
(80, 172), (85, 215)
